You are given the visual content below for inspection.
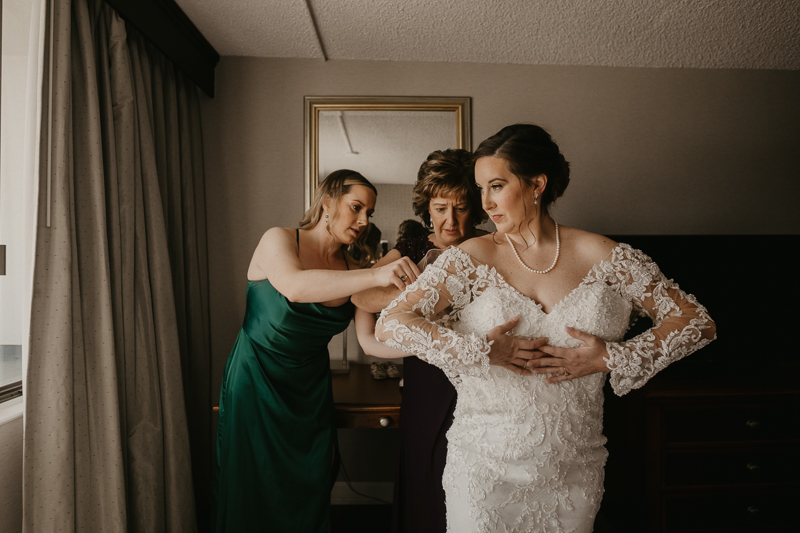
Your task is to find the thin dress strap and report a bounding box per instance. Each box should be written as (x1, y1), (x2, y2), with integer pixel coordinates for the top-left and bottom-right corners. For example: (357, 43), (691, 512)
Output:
(343, 246), (350, 303)
(298, 227), (350, 270)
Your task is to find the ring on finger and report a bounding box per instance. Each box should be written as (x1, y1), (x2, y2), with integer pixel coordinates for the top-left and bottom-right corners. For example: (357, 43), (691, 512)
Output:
(400, 275), (407, 283)
(562, 367), (569, 376)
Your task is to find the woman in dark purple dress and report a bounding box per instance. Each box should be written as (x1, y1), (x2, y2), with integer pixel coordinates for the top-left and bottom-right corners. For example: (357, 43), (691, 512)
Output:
(352, 149), (487, 533)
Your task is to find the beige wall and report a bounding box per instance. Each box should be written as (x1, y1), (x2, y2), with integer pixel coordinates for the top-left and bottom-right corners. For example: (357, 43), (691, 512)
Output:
(201, 57), (799, 394)
(202, 57), (800, 490)
(201, 56), (800, 493)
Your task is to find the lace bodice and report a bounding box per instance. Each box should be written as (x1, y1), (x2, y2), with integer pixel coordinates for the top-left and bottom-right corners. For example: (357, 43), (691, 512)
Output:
(376, 244), (715, 531)
(376, 243), (715, 396)
(376, 244), (714, 532)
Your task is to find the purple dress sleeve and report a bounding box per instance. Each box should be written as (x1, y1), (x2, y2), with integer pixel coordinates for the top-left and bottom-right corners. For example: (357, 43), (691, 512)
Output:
(394, 234), (437, 265)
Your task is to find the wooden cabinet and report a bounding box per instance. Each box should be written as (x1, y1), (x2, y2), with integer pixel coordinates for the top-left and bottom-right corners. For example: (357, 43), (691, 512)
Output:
(644, 379), (800, 532)
(331, 363), (402, 429)
(212, 363), (403, 429)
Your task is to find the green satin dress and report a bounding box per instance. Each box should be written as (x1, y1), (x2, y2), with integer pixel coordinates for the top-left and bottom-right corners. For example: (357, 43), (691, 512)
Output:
(215, 276), (353, 532)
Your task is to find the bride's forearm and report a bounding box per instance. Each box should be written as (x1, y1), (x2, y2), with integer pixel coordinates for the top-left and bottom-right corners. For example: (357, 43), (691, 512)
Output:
(355, 308), (409, 358)
(376, 307), (492, 382)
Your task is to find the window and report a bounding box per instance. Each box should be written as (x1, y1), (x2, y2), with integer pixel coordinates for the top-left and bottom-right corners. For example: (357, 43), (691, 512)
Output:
(1, 0), (40, 404)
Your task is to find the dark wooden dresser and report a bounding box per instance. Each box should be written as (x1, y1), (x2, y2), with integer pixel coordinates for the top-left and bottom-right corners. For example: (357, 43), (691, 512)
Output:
(642, 375), (800, 532)
(331, 363), (402, 429)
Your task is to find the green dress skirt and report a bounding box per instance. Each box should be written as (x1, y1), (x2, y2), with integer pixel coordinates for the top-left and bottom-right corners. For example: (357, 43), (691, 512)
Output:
(215, 279), (353, 532)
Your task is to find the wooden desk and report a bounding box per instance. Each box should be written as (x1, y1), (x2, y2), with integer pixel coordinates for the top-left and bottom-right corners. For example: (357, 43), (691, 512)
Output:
(211, 363), (402, 429)
(332, 363), (402, 429)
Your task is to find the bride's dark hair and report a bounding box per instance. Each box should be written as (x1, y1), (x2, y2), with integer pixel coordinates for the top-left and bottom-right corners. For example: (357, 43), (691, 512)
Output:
(473, 124), (570, 216)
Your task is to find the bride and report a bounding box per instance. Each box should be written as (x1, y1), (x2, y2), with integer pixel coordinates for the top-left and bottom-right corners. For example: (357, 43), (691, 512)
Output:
(375, 124), (716, 532)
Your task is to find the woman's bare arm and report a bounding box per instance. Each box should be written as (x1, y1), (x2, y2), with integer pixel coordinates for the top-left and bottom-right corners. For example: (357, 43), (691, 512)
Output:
(250, 228), (419, 303)
(354, 307), (410, 358)
(351, 249), (405, 312)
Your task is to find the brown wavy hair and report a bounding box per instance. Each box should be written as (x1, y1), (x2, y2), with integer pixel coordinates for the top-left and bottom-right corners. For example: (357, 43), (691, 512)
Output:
(411, 149), (487, 229)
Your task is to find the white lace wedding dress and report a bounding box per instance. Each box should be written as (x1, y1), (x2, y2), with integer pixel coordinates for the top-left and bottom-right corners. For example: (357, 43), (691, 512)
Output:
(376, 244), (715, 533)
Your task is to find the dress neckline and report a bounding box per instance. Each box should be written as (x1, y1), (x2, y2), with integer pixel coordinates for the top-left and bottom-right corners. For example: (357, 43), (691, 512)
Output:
(448, 243), (625, 316)
(247, 228), (352, 309)
(247, 278), (353, 310)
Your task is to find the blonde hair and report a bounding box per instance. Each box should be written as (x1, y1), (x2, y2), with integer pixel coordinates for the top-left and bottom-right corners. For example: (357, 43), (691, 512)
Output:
(299, 169), (378, 267)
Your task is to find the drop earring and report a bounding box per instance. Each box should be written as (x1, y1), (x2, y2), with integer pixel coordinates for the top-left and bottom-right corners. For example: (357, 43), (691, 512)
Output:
(534, 193), (539, 206)
(325, 213), (330, 231)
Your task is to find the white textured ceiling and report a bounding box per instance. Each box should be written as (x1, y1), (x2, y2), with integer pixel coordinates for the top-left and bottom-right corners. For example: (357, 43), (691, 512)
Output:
(175, 0), (800, 69)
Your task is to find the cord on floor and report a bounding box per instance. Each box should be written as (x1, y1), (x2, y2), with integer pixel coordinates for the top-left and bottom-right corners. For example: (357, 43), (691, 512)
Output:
(338, 457), (392, 505)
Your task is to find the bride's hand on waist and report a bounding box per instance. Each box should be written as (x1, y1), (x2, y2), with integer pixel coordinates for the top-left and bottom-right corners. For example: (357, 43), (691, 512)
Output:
(486, 316), (548, 376)
(527, 326), (610, 383)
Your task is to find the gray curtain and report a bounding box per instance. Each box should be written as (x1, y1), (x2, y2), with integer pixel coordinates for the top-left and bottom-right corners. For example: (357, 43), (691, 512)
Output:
(24, 0), (209, 531)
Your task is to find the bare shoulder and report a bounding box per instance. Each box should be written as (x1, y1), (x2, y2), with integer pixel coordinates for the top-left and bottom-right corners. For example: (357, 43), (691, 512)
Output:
(458, 233), (500, 264)
(248, 227), (298, 280)
(561, 226), (618, 263)
(260, 226), (295, 246)
(253, 227), (297, 258)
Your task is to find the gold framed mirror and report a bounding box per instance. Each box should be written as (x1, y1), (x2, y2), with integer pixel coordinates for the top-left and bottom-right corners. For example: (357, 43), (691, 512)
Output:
(304, 96), (472, 213)
(305, 96), (471, 371)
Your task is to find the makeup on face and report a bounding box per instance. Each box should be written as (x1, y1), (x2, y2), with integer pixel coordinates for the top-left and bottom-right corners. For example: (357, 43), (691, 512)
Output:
(330, 185), (376, 243)
(475, 157), (530, 234)
(429, 195), (472, 247)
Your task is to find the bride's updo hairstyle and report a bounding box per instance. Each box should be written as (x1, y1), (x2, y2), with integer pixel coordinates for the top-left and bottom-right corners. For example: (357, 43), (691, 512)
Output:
(473, 124), (570, 216)
(300, 169), (378, 266)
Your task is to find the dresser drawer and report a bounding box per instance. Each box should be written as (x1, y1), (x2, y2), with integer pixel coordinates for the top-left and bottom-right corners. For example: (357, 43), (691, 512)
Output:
(663, 447), (800, 487)
(662, 399), (800, 444)
(334, 407), (400, 429)
(662, 489), (799, 531)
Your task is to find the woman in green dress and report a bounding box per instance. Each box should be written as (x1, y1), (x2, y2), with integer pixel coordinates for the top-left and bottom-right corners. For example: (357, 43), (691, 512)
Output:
(214, 170), (420, 532)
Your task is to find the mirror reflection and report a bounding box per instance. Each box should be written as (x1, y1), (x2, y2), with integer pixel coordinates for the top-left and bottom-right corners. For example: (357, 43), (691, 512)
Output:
(305, 97), (472, 366)
(318, 109), (457, 251)
(306, 97), (471, 256)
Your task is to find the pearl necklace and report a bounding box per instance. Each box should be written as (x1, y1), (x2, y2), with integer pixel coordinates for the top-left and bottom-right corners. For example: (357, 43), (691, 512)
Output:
(505, 222), (560, 274)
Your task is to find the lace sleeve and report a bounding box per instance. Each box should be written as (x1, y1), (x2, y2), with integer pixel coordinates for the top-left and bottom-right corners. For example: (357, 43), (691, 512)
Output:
(375, 247), (496, 382)
(593, 244), (717, 396)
